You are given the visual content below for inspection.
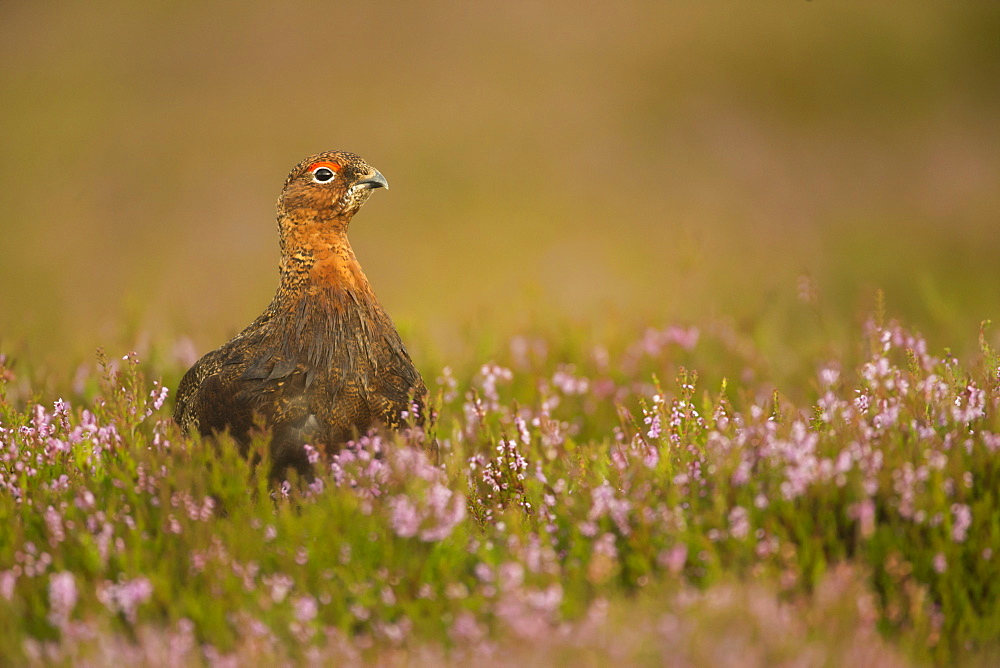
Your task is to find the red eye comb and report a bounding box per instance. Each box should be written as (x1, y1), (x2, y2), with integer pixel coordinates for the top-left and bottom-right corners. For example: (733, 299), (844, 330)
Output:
(309, 161), (341, 172)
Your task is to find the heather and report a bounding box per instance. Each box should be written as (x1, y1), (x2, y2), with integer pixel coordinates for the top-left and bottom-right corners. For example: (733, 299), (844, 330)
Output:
(1, 306), (998, 667)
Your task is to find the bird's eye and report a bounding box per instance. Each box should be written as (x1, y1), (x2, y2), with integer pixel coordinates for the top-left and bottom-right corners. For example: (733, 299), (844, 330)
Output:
(312, 167), (335, 183)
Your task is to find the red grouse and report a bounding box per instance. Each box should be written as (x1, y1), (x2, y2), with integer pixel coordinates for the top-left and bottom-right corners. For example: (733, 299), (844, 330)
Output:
(174, 151), (427, 480)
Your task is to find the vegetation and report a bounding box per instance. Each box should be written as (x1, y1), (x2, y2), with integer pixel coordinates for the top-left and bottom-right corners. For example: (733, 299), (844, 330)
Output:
(2, 302), (998, 665)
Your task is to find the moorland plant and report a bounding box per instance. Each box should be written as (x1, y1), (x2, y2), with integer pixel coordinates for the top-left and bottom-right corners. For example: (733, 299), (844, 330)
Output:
(1, 298), (998, 666)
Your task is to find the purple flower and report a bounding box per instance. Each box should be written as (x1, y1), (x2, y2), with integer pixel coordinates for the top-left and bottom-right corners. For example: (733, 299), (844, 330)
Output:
(97, 576), (153, 624)
(933, 553), (947, 574)
(263, 573), (294, 603)
(293, 595), (318, 622)
(148, 382), (169, 414)
(728, 506), (750, 540)
(658, 544), (688, 575)
(389, 496), (420, 538)
(450, 611), (486, 644)
(644, 411), (662, 441)
(588, 483), (631, 536)
(436, 366), (459, 403)
(478, 363), (513, 409)
(44, 505), (65, 546)
(951, 504), (972, 543)
(552, 365), (590, 395)
(47, 571), (77, 629)
(854, 499), (876, 539)
(952, 383), (986, 423)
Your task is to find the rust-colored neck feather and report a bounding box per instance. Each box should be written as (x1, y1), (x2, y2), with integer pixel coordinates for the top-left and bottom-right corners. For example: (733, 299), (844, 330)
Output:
(276, 213), (374, 299)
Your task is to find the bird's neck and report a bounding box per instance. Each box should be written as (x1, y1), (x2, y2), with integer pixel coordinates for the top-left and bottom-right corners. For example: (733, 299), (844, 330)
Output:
(277, 218), (374, 300)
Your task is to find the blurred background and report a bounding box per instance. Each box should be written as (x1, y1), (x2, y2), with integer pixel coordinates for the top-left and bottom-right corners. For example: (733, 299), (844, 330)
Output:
(2, 1), (999, 382)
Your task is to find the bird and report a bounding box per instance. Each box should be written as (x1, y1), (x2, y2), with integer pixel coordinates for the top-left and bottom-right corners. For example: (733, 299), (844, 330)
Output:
(173, 150), (428, 482)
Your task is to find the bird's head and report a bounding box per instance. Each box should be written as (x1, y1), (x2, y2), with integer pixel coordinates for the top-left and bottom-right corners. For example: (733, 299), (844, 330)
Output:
(277, 150), (388, 223)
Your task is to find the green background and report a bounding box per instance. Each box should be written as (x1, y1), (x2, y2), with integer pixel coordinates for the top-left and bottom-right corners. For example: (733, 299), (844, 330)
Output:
(2, 1), (998, 372)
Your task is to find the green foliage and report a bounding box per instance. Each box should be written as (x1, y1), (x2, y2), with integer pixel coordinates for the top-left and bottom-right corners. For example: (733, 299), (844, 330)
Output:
(1, 313), (998, 666)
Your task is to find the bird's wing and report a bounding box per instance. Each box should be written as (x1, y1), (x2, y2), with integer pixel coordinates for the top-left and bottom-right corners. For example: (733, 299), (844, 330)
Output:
(368, 330), (428, 427)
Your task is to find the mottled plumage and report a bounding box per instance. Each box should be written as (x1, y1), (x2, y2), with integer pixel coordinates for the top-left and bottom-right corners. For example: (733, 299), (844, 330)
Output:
(173, 151), (427, 480)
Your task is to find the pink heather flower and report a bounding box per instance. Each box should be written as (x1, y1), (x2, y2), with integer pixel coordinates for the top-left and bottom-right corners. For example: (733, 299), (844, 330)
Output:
(47, 571), (77, 629)
(756, 535), (780, 559)
(533, 414), (566, 449)
(552, 365), (590, 395)
(642, 441), (660, 469)
(436, 366), (459, 403)
(303, 443), (320, 466)
(589, 483), (631, 536)
(774, 421), (820, 500)
(951, 504), (972, 543)
(658, 544), (688, 575)
(474, 562), (495, 583)
(168, 618), (197, 659)
(264, 573), (294, 604)
(515, 414), (531, 445)
(952, 383), (986, 423)
(375, 618), (412, 646)
(593, 532), (618, 560)
(391, 446), (441, 482)
(856, 499), (876, 539)
(818, 366), (840, 388)
(728, 506), (750, 540)
(389, 496), (420, 538)
(494, 591), (548, 640)
(32, 403), (55, 438)
(449, 611), (486, 644)
(293, 595), (318, 623)
(668, 326), (699, 350)
(525, 583), (563, 614)
(53, 398), (71, 432)
(933, 553), (947, 574)
(731, 459), (751, 486)
(498, 562), (525, 589)
(199, 496), (216, 521)
(892, 463), (921, 520)
(644, 410), (662, 440)
(478, 363), (513, 408)
(349, 603), (370, 621)
(43, 506), (65, 546)
(306, 477), (325, 496)
(148, 382), (169, 414)
(47, 475), (70, 492)
(97, 577), (153, 624)
(420, 484), (467, 542)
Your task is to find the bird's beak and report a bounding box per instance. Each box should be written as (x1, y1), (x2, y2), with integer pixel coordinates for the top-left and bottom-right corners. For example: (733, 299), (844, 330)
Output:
(355, 170), (389, 190)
